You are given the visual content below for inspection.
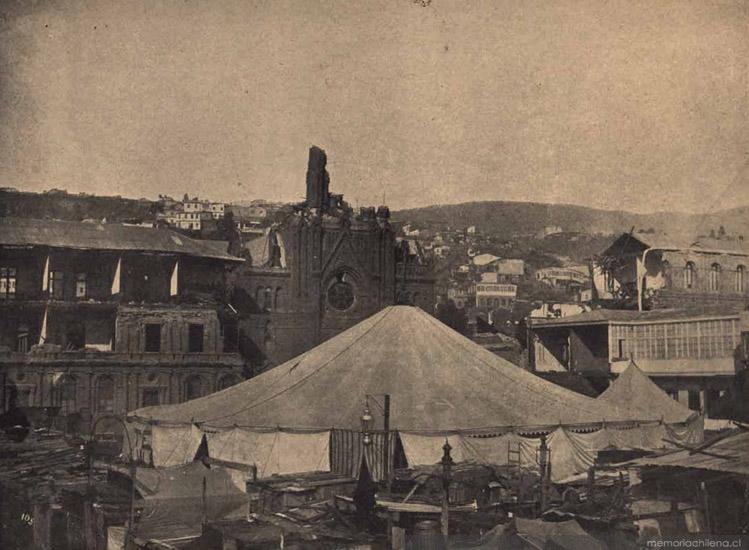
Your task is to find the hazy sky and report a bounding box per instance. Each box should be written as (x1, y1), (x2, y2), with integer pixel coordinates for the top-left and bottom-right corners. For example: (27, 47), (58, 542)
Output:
(0, 0), (746, 212)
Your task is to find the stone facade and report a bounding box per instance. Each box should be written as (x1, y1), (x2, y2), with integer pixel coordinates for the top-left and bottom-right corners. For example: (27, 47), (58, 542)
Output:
(0, 222), (245, 435)
(232, 147), (436, 367)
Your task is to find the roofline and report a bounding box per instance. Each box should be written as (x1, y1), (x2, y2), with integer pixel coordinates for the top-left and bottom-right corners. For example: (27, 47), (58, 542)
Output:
(531, 311), (741, 328)
(645, 245), (749, 258)
(0, 241), (244, 262)
(606, 233), (749, 258)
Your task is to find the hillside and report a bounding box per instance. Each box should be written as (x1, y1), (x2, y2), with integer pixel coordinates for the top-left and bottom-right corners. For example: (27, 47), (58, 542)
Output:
(0, 189), (157, 222)
(393, 201), (749, 240)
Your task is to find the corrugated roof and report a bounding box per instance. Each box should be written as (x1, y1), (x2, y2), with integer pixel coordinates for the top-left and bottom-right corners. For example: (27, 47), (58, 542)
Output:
(632, 429), (749, 476)
(132, 306), (650, 432)
(0, 217), (241, 261)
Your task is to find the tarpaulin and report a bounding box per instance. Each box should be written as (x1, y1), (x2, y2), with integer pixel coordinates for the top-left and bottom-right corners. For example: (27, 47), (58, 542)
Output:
(151, 424), (204, 468)
(566, 428), (615, 452)
(546, 428), (595, 482)
(666, 414), (704, 447)
(399, 433), (469, 467)
(461, 433), (540, 469)
(206, 428), (330, 478)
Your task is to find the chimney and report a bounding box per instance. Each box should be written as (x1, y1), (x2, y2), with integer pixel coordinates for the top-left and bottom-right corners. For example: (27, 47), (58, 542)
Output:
(305, 146), (330, 209)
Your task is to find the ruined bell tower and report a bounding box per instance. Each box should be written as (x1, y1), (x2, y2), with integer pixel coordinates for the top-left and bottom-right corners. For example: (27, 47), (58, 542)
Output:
(305, 146), (330, 210)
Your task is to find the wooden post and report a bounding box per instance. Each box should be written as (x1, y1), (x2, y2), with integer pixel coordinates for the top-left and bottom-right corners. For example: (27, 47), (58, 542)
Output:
(700, 481), (711, 534)
(384, 394), (391, 492)
(202, 475), (208, 527)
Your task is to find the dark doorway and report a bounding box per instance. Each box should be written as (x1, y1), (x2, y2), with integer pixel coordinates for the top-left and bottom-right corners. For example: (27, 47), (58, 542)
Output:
(144, 323), (161, 352)
(188, 323), (204, 353)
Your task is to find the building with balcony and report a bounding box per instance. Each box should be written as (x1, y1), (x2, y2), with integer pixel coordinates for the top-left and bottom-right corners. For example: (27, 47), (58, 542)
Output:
(0, 217), (245, 434)
(529, 307), (745, 418)
(475, 272), (517, 310)
(594, 232), (749, 311)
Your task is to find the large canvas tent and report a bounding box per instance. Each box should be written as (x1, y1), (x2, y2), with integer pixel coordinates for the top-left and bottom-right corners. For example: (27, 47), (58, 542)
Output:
(132, 306), (644, 431)
(128, 307), (701, 480)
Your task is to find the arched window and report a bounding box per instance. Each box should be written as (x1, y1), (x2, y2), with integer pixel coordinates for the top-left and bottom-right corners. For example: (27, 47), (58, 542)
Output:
(684, 262), (696, 289)
(736, 265), (746, 293)
(708, 263), (721, 291)
(54, 374), (77, 415)
(274, 287), (282, 310)
(184, 375), (205, 401)
(255, 286), (265, 310)
(217, 374), (239, 391)
(95, 376), (114, 413)
(264, 287), (273, 311)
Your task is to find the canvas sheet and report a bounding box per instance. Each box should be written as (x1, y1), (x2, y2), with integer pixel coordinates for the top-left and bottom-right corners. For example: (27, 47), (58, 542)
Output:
(461, 433), (540, 469)
(151, 424), (204, 468)
(398, 433), (470, 467)
(546, 428), (595, 482)
(667, 415), (704, 447)
(206, 428), (330, 477)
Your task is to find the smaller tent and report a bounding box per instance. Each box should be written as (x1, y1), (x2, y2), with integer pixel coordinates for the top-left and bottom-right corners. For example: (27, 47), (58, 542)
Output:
(597, 361), (695, 424)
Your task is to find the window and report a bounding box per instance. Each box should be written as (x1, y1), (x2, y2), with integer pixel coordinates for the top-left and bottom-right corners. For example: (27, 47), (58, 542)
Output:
(141, 388), (161, 407)
(688, 390), (702, 412)
(95, 376), (115, 413)
(223, 323), (239, 352)
(188, 323), (204, 353)
(144, 323), (162, 352)
(736, 265), (746, 293)
(274, 287), (282, 310)
(75, 273), (87, 299)
(708, 263), (721, 291)
(16, 326), (29, 353)
(264, 287), (273, 311)
(49, 271), (64, 299)
(184, 375), (205, 401)
(684, 262), (695, 289)
(55, 375), (77, 415)
(0, 267), (16, 299)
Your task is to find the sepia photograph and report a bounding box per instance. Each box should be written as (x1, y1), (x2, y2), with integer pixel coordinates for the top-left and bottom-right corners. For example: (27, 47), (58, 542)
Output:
(0, 0), (747, 548)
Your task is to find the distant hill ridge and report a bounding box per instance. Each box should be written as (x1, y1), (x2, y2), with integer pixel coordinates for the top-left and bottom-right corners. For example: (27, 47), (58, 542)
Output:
(393, 201), (749, 240)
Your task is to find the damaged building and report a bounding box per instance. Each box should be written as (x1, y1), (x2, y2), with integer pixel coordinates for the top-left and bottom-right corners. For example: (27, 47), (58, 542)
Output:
(593, 232), (749, 311)
(230, 146), (436, 366)
(0, 218), (245, 436)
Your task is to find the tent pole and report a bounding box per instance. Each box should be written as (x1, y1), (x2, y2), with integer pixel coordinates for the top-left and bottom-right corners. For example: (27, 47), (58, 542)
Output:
(384, 394), (391, 492)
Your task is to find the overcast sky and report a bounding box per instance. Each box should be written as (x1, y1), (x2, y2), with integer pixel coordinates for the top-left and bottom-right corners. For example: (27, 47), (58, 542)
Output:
(0, 0), (746, 213)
